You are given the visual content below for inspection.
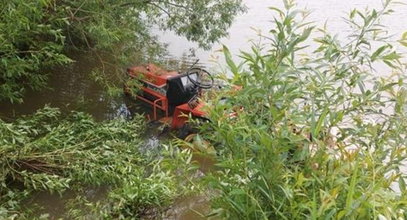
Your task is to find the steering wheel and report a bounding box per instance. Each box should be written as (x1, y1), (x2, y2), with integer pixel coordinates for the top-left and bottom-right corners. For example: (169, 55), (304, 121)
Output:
(186, 67), (214, 89)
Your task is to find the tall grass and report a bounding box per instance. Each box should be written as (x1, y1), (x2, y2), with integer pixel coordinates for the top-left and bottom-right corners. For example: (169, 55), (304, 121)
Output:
(202, 0), (407, 219)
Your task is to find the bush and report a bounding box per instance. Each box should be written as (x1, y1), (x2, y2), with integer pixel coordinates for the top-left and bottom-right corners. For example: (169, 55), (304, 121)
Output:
(0, 106), (196, 219)
(202, 0), (407, 219)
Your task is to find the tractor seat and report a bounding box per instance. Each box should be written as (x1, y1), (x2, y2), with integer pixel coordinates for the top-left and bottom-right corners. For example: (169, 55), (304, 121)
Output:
(166, 72), (199, 108)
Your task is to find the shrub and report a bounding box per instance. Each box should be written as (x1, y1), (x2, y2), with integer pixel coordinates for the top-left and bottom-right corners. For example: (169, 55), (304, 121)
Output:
(0, 106), (196, 219)
(203, 0), (407, 219)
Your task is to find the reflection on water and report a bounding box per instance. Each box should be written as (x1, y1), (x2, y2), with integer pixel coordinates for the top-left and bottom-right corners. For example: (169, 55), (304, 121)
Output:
(163, 195), (212, 220)
(0, 49), (133, 121)
(24, 186), (109, 219)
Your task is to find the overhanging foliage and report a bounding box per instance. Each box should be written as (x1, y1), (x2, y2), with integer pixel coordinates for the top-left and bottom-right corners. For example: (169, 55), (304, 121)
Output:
(0, 0), (246, 103)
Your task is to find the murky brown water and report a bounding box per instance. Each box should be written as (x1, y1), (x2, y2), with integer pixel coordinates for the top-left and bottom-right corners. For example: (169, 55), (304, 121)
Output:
(24, 186), (109, 219)
(1, 0), (406, 219)
(164, 195), (212, 220)
(0, 49), (133, 121)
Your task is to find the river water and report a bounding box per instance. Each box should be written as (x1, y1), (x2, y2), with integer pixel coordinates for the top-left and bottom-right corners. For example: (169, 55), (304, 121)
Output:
(161, 0), (407, 67)
(1, 0), (406, 120)
(1, 0), (406, 219)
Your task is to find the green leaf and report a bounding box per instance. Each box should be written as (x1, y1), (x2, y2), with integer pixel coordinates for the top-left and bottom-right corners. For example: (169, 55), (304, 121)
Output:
(383, 52), (402, 60)
(350, 9), (357, 19)
(399, 177), (406, 195)
(345, 163), (359, 213)
(298, 27), (314, 43)
(371, 45), (388, 61)
(312, 106), (329, 139)
(399, 40), (407, 47)
(223, 45), (239, 75)
(269, 7), (284, 17)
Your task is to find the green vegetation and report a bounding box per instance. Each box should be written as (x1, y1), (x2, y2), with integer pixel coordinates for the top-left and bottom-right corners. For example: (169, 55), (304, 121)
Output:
(0, 107), (197, 219)
(0, 0), (245, 103)
(199, 0), (407, 219)
(2, 0), (407, 219)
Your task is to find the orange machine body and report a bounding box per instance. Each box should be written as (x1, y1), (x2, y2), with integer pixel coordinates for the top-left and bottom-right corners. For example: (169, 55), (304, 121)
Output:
(126, 64), (207, 129)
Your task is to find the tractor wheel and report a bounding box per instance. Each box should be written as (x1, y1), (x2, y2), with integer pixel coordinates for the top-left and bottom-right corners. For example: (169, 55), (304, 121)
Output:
(178, 123), (196, 139)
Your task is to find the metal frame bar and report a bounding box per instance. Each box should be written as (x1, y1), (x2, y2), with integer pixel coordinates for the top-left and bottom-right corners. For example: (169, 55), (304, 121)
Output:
(136, 88), (168, 120)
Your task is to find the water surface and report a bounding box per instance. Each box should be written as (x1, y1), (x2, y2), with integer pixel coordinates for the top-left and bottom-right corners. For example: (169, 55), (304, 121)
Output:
(161, 0), (407, 68)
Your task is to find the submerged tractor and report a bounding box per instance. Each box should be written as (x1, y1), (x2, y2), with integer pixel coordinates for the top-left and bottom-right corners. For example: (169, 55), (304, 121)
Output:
(124, 61), (214, 130)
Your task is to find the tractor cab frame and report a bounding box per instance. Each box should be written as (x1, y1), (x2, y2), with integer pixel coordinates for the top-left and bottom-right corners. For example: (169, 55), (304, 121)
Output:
(124, 62), (213, 129)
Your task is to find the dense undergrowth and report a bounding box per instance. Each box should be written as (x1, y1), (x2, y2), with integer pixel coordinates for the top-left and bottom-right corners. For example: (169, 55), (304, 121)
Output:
(198, 0), (407, 219)
(0, 106), (196, 219)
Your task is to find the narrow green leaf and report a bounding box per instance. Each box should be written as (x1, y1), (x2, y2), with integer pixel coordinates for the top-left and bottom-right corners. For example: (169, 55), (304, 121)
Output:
(345, 164), (359, 213)
(399, 40), (407, 47)
(371, 45), (388, 61)
(399, 177), (406, 195)
(313, 106), (329, 139)
(383, 52), (402, 60)
(298, 27), (314, 43)
(223, 45), (238, 75)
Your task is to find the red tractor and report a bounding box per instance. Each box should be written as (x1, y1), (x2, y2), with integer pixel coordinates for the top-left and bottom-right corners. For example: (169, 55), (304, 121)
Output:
(124, 61), (214, 131)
